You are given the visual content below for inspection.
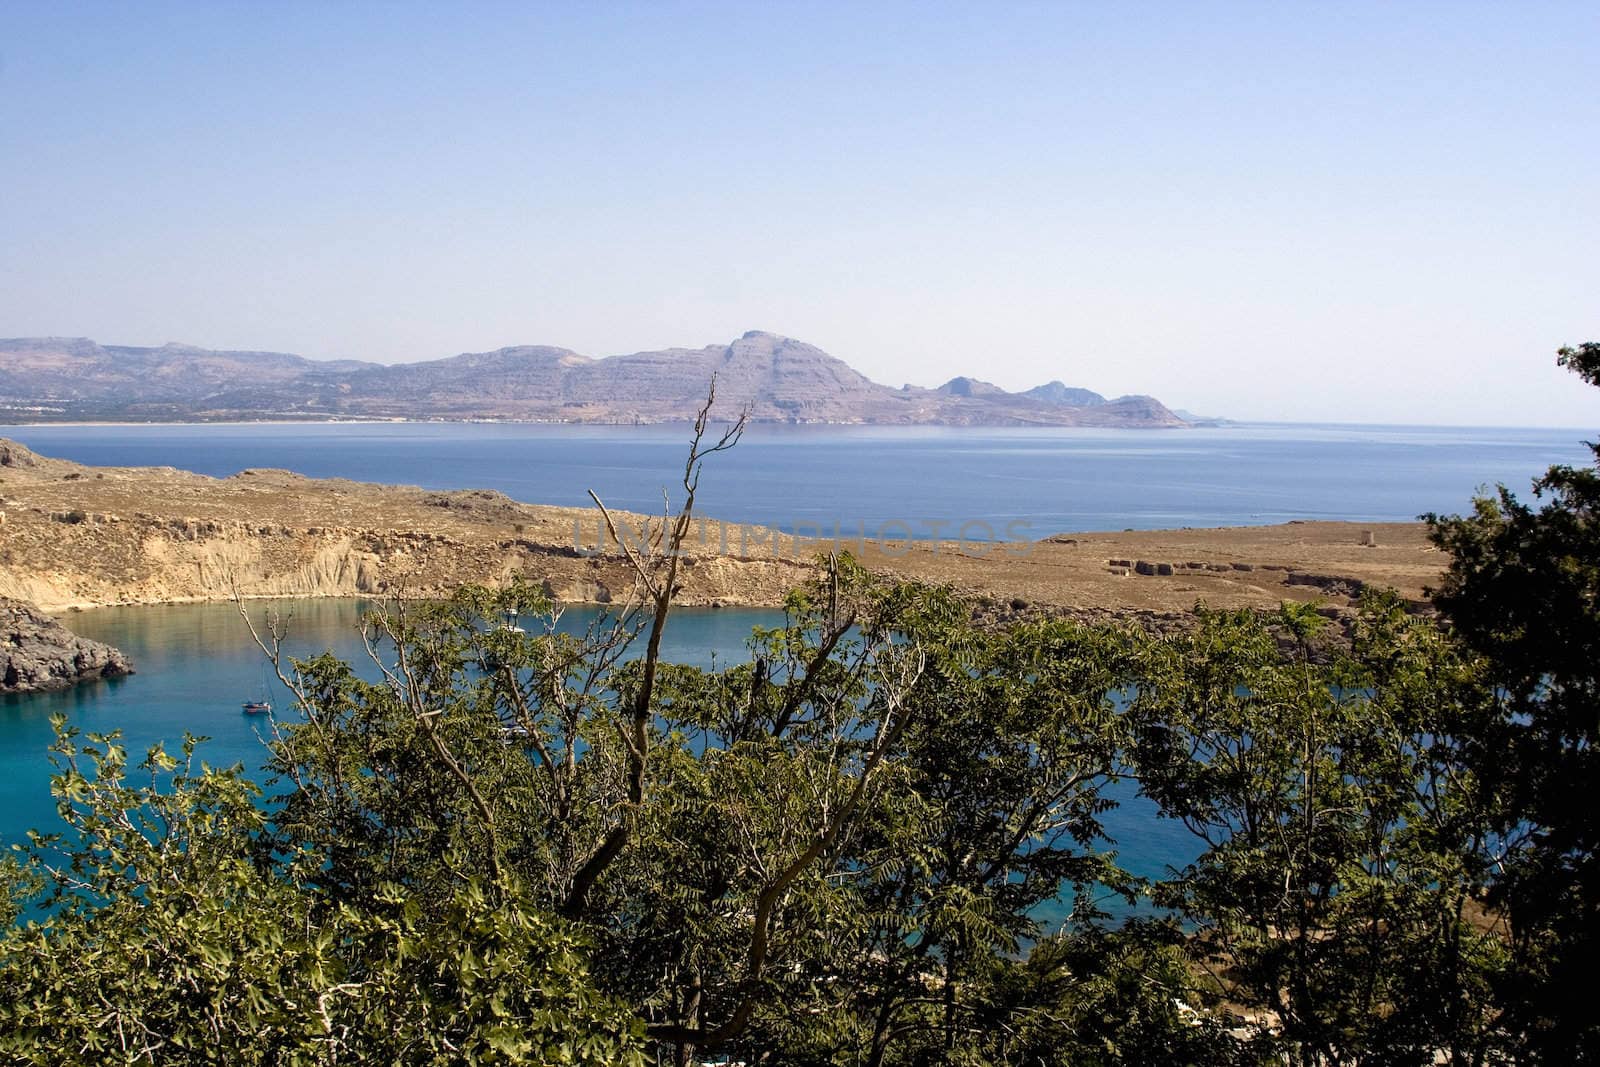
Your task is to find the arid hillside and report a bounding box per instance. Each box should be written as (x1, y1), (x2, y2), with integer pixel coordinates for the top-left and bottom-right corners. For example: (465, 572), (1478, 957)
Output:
(0, 438), (1444, 624)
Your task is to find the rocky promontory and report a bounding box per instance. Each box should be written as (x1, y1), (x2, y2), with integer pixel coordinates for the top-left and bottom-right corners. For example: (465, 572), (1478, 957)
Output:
(1, 597), (133, 694)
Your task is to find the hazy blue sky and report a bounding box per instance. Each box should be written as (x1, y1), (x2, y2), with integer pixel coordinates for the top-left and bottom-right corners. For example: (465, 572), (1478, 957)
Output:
(1, 2), (1595, 425)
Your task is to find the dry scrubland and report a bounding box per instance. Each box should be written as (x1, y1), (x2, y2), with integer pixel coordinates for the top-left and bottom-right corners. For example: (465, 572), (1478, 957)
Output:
(0, 438), (1443, 621)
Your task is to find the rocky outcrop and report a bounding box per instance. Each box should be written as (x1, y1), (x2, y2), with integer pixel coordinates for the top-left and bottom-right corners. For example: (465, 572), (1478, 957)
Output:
(1285, 571), (1367, 598)
(0, 445), (819, 613)
(1, 598), (133, 693)
(0, 440), (39, 468)
(2, 440), (1441, 624)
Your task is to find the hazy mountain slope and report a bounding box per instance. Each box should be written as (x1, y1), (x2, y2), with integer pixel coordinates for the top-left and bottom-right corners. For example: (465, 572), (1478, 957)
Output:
(340, 346), (587, 408)
(0, 332), (1190, 427)
(0, 338), (376, 405)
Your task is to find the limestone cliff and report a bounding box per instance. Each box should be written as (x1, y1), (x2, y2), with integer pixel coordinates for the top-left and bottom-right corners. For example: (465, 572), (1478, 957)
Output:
(0, 440), (813, 613)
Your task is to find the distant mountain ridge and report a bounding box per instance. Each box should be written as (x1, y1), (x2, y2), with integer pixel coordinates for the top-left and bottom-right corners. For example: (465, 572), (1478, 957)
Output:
(0, 331), (1189, 427)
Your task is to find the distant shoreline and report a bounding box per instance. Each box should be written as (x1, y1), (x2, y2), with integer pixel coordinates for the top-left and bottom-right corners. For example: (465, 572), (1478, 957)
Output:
(0, 331), (1193, 428)
(0, 416), (1191, 430)
(5, 417), (1589, 433)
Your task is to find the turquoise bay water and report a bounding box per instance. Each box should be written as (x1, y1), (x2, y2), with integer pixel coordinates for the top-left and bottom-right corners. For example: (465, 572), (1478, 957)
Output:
(0, 600), (773, 859)
(1, 599), (1188, 910)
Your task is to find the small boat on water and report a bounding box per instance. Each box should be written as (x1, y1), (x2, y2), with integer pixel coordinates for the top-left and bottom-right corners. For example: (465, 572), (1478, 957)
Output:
(243, 663), (276, 714)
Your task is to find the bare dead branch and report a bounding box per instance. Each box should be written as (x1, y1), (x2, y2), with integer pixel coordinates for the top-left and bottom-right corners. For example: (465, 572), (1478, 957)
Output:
(561, 378), (748, 919)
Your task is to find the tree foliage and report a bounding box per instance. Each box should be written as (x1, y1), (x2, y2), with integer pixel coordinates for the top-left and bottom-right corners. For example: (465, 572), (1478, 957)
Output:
(0, 722), (644, 1065)
(1427, 340), (1600, 1062)
(1129, 597), (1507, 1065)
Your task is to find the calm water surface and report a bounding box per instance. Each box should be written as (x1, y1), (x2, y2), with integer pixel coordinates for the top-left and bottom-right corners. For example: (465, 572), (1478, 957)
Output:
(1, 599), (1189, 916)
(0, 600), (773, 854)
(6, 421), (1589, 537)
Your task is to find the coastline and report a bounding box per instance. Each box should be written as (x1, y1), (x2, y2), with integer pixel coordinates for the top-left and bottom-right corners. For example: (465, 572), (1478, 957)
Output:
(0, 437), (1444, 619)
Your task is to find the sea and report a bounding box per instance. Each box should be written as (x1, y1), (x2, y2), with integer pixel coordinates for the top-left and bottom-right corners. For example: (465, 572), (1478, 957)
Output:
(4, 419), (1589, 538)
(1, 421), (1592, 915)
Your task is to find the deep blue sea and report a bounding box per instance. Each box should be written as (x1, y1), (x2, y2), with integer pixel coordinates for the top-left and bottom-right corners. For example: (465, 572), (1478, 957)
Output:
(2, 421), (1591, 917)
(5, 420), (1590, 538)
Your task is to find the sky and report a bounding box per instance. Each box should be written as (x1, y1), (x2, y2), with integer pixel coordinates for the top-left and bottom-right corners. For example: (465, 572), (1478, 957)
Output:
(1, 2), (1596, 426)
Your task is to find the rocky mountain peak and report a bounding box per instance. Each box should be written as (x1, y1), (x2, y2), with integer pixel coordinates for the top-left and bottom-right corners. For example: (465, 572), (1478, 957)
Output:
(936, 376), (1007, 398)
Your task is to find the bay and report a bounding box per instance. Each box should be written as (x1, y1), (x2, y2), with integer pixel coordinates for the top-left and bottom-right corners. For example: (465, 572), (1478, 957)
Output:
(0, 600), (773, 859)
(1, 599), (1188, 915)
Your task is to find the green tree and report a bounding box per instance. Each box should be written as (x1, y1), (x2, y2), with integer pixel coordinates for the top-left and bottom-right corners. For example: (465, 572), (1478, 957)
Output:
(0, 720), (645, 1065)
(970, 919), (1267, 1066)
(1128, 598), (1505, 1065)
(1427, 341), (1600, 1061)
(252, 555), (1157, 1065)
(826, 615), (1137, 1067)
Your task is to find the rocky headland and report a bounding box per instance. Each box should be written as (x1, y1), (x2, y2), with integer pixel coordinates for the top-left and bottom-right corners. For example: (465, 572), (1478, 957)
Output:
(1, 596), (133, 694)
